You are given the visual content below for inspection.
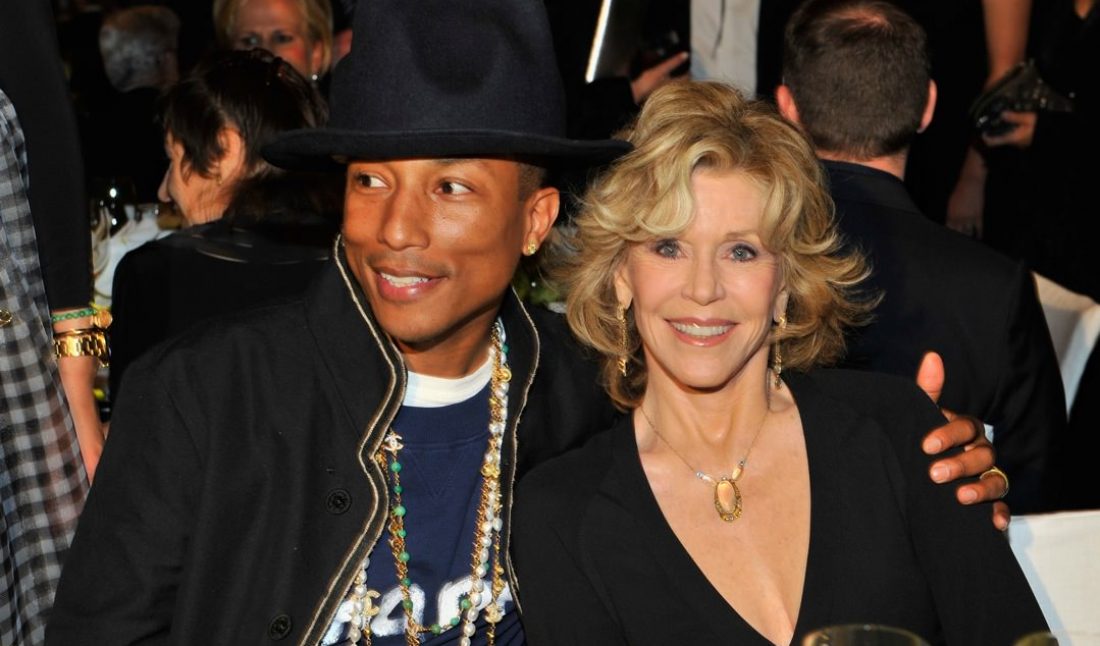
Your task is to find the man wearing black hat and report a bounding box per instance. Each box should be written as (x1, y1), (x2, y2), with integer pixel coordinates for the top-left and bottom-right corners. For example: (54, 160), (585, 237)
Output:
(47, 1), (1003, 645)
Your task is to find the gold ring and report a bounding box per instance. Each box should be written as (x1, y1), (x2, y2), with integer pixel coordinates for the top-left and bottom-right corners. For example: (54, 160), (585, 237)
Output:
(980, 466), (1010, 499)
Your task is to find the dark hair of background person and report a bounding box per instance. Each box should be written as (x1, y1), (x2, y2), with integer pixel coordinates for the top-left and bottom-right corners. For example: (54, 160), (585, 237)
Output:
(159, 48), (327, 187)
(108, 49), (340, 401)
(782, 0), (930, 160)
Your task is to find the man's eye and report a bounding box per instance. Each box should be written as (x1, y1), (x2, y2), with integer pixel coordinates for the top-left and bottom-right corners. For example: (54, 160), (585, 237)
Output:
(651, 239), (681, 258)
(440, 181), (472, 195)
(355, 173), (386, 188)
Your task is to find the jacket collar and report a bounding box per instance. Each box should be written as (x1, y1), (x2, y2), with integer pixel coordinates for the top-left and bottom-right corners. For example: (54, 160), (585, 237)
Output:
(823, 159), (923, 217)
(304, 236), (541, 442)
(300, 236), (542, 643)
(305, 239), (404, 447)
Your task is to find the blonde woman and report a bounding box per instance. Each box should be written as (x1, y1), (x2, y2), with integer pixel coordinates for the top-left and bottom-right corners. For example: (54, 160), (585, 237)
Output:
(213, 0), (333, 81)
(512, 81), (1047, 645)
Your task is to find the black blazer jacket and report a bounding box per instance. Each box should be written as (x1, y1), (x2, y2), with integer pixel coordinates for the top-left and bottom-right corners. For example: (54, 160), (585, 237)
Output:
(49, 246), (617, 645)
(827, 160), (1066, 512)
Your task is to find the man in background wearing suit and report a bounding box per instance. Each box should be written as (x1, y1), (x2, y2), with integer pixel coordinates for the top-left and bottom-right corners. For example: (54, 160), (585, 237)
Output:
(776, 0), (1066, 512)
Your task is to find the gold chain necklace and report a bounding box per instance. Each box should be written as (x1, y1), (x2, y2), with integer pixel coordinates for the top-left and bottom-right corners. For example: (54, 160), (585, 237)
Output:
(347, 321), (511, 646)
(639, 383), (770, 522)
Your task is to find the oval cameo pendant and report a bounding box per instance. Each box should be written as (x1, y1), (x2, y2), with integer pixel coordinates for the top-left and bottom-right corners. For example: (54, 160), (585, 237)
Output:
(714, 477), (743, 522)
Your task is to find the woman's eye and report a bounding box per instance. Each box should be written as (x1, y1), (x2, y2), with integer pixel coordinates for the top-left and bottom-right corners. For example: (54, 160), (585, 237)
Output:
(237, 35), (261, 48)
(652, 239), (681, 258)
(730, 243), (758, 262)
(440, 181), (472, 195)
(273, 32), (296, 45)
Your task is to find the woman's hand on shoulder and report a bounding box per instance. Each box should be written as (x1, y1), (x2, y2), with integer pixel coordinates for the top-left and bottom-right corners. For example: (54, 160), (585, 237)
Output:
(914, 352), (1010, 530)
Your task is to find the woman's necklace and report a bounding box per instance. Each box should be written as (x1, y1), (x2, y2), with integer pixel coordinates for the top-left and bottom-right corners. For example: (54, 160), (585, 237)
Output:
(639, 382), (770, 522)
(344, 320), (511, 646)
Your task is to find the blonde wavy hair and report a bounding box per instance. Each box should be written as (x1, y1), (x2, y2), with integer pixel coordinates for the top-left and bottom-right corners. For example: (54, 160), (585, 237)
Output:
(213, 0), (334, 75)
(559, 80), (874, 409)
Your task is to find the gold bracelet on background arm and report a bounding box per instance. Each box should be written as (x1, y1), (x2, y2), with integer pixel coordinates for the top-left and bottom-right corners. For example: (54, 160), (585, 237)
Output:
(53, 326), (110, 367)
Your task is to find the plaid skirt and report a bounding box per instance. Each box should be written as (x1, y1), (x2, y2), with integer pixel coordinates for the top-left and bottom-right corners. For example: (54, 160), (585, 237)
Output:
(0, 89), (89, 645)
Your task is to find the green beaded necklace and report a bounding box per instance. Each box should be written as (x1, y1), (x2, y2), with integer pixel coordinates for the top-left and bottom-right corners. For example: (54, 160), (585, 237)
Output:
(351, 321), (511, 646)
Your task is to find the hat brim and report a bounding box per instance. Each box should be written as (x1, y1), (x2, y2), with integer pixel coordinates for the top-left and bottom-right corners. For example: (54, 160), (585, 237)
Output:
(263, 127), (632, 171)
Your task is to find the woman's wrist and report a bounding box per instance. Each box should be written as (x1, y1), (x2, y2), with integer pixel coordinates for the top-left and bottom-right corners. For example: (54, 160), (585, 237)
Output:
(51, 305), (111, 366)
(51, 304), (111, 332)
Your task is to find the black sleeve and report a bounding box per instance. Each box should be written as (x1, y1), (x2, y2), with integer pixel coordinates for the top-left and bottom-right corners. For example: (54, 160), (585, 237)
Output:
(987, 262), (1067, 512)
(108, 248), (171, 401)
(0, 0), (91, 311)
(512, 469), (628, 646)
(888, 383), (1050, 644)
(48, 361), (199, 645)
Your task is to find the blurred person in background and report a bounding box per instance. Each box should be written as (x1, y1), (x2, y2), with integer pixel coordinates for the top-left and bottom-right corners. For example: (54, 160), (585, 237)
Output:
(85, 5), (181, 203)
(981, 0), (1099, 510)
(1, 1), (99, 644)
(981, 0), (1098, 301)
(776, 0), (1065, 512)
(213, 0), (333, 83)
(330, 0), (354, 65)
(108, 49), (339, 400)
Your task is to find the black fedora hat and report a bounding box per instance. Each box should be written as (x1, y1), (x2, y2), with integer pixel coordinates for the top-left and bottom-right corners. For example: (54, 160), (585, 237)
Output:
(264, 0), (630, 169)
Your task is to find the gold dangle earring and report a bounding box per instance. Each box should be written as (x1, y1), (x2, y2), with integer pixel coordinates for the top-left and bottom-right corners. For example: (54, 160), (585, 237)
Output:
(773, 314), (787, 389)
(616, 305), (629, 377)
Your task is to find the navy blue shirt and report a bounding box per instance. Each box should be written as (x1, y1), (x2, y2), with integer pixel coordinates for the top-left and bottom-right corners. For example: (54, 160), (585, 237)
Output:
(323, 379), (522, 646)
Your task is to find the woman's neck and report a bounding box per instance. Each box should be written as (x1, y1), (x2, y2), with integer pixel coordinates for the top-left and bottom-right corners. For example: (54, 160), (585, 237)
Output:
(638, 359), (775, 466)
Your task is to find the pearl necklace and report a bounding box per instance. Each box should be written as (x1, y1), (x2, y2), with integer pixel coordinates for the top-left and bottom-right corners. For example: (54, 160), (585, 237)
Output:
(344, 321), (511, 645)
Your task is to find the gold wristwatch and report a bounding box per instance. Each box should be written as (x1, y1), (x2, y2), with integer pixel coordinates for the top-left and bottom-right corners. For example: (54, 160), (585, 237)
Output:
(53, 327), (110, 367)
(90, 308), (113, 329)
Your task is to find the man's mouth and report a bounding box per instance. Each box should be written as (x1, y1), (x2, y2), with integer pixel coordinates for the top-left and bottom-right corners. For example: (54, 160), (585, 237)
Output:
(379, 272), (431, 287)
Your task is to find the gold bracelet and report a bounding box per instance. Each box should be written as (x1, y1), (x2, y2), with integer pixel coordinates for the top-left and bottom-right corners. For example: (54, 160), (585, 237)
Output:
(53, 327), (110, 367)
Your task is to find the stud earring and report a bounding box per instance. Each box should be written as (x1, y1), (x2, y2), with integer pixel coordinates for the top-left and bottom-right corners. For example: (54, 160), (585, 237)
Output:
(772, 314), (787, 389)
(523, 241), (539, 256)
(616, 305), (629, 377)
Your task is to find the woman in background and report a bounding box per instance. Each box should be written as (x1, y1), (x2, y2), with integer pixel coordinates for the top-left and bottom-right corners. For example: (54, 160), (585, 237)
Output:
(513, 81), (1047, 645)
(1, 1), (97, 643)
(213, 0), (333, 82)
(109, 49), (339, 399)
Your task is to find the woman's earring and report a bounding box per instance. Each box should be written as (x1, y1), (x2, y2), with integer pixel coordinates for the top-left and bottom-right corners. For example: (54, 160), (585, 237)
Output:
(524, 240), (539, 256)
(773, 314), (787, 389)
(616, 305), (629, 377)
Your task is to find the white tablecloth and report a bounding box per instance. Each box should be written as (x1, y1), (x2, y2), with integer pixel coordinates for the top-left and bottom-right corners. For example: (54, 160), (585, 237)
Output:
(1008, 510), (1100, 645)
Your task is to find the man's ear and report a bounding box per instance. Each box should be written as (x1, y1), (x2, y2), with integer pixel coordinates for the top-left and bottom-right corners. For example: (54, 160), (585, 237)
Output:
(918, 80), (937, 133)
(521, 186), (560, 254)
(776, 84), (801, 125)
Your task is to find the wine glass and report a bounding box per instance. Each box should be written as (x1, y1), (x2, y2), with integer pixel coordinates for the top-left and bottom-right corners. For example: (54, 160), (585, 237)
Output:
(1013, 632), (1060, 646)
(802, 624), (930, 646)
